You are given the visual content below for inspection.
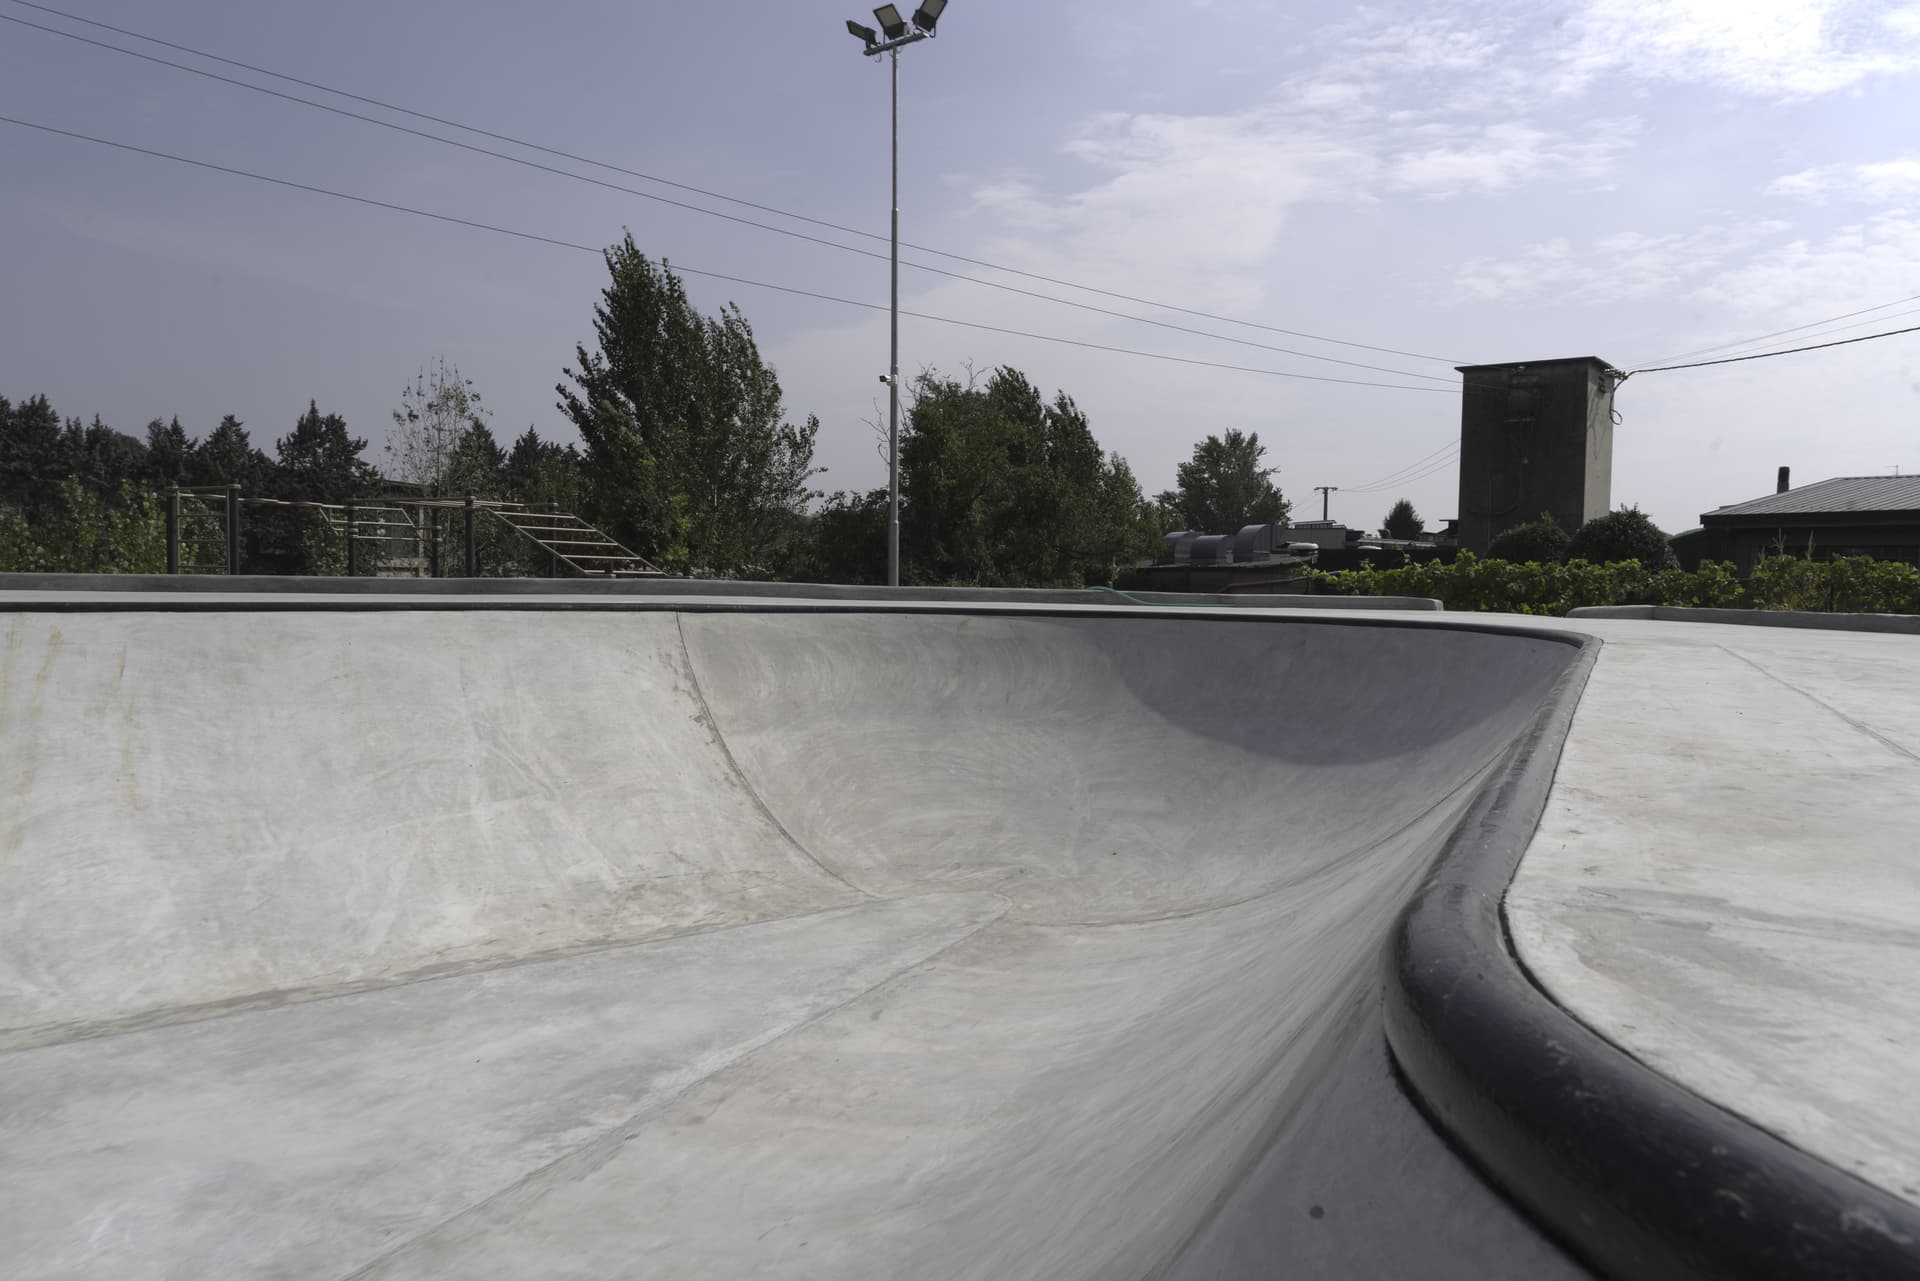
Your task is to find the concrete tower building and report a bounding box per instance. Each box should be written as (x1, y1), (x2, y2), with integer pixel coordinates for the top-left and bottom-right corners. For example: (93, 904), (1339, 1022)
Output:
(1455, 357), (1619, 554)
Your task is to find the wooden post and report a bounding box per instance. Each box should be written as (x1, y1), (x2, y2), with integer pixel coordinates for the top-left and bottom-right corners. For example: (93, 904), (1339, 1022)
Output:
(165, 488), (180, 574)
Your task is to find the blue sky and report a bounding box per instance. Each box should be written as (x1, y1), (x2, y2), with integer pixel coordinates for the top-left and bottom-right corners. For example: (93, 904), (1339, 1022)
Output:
(4, 0), (1920, 534)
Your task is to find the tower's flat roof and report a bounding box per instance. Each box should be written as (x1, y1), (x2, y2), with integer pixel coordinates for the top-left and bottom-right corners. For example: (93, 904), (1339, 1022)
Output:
(1455, 356), (1618, 373)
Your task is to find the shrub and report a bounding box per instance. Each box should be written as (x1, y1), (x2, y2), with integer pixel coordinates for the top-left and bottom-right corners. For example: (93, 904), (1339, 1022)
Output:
(1487, 512), (1569, 563)
(1567, 506), (1677, 570)
(1316, 552), (1920, 617)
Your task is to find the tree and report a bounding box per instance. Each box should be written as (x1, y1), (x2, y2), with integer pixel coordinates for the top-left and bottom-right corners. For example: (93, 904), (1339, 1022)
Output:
(389, 357), (489, 495)
(188, 415), (271, 490)
(898, 366), (1158, 587)
(144, 417), (192, 487)
(1383, 498), (1423, 540)
(1, 394), (73, 519)
(1488, 512), (1570, 563)
(1160, 429), (1289, 532)
(277, 402), (372, 501)
(557, 236), (820, 576)
(1568, 505), (1677, 570)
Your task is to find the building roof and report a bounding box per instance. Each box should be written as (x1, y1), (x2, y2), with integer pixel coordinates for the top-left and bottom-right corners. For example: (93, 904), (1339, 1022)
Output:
(1703, 475), (1920, 521)
(1454, 356), (1618, 373)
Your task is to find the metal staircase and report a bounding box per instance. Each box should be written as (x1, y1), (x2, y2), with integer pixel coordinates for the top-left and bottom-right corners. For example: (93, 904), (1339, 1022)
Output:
(490, 508), (663, 577)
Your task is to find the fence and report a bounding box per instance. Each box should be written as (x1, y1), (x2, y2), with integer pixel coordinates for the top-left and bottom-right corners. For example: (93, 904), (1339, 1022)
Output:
(163, 487), (662, 578)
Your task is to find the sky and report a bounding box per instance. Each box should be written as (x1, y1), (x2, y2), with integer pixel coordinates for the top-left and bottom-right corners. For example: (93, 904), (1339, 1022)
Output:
(4, 0), (1920, 536)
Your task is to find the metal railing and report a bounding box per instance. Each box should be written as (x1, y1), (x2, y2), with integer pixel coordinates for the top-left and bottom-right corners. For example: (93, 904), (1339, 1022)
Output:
(163, 486), (663, 578)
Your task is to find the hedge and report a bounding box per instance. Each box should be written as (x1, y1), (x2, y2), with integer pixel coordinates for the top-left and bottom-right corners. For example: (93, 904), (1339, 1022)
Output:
(1313, 553), (1920, 617)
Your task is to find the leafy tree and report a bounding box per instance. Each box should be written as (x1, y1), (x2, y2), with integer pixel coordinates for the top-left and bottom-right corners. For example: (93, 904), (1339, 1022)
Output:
(0, 477), (166, 574)
(899, 366), (1158, 587)
(388, 357), (488, 495)
(1160, 429), (1289, 532)
(792, 488), (890, 584)
(1488, 511), (1570, 563)
(1383, 498), (1423, 540)
(1568, 505), (1677, 570)
(557, 236), (819, 576)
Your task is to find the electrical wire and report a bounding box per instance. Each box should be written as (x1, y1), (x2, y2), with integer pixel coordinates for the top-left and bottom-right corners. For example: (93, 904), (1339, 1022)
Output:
(1628, 322), (1920, 373)
(1636, 290), (1920, 368)
(1343, 449), (1460, 493)
(0, 113), (1464, 397)
(1342, 439), (1459, 492)
(4, 0), (1466, 369)
(1651, 302), (1920, 366)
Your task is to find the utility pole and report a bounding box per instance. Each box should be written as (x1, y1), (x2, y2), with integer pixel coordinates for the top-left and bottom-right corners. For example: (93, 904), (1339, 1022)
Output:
(1314, 486), (1338, 522)
(845, 1), (951, 587)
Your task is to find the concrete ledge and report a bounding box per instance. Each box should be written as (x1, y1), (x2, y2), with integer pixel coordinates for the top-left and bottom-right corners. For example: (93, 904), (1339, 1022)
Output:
(1571, 604), (1920, 635)
(1383, 636), (1920, 1281)
(0, 573), (1441, 611)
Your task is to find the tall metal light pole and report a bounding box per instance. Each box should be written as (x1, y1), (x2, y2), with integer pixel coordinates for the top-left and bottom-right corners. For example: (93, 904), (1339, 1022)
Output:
(846, 0), (949, 586)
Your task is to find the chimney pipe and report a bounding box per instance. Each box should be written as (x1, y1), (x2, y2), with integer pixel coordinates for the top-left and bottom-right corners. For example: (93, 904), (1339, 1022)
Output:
(1776, 465), (1790, 494)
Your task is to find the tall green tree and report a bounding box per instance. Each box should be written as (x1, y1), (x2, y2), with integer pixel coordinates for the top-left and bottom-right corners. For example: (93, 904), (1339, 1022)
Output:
(188, 414), (271, 489)
(898, 366), (1158, 587)
(1382, 498), (1423, 540)
(557, 236), (819, 576)
(1159, 429), (1289, 533)
(144, 417), (192, 487)
(1, 394), (73, 519)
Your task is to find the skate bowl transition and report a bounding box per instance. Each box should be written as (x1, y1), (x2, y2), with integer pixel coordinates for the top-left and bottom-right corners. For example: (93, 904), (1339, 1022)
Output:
(2, 594), (1907, 1279)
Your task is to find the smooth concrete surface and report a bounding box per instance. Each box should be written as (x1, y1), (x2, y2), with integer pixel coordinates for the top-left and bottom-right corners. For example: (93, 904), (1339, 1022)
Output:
(1506, 618), (1920, 1208)
(0, 605), (1588, 1280)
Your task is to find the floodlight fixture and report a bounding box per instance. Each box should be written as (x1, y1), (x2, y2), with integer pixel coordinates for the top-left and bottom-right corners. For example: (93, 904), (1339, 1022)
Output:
(873, 4), (908, 38)
(846, 18), (879, 44)
(912, 0), (947, 33)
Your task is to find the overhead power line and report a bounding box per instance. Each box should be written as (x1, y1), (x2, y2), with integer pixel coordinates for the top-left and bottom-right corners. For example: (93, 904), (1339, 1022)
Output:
(1637, 290), (1920, 368)
(0, 113), (1464, 397)
(1343, 439), (1459, 492)
(5, 0), (1465, 369)
(1657, 302), (1920, 366)
(1344, 447), (1460, 494)
(1628, 323), (1920, 374)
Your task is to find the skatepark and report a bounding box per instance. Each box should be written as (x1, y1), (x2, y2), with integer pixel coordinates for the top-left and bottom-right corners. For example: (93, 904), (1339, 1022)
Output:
(2, 579), (1916, 1279)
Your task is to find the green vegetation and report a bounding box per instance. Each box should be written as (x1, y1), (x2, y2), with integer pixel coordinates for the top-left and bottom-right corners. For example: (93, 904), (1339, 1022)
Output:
(1565, 504), (1677, 570)
(1316, 553), (1920, 617)
(1382, 498), (1423, 540)
(1487, 512), (1570, 563)
(1156, 428), (1289, 532)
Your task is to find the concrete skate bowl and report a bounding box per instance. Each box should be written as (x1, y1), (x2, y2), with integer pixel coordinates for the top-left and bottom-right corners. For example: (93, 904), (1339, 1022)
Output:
(2, 605), (1594, 1279)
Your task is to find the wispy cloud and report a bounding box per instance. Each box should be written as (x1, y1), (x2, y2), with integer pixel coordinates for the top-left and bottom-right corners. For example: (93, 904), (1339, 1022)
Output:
(1453, 220), (1795, 303)
(1768, 158), (1920, 203)
(1560, 0), (1920, 98)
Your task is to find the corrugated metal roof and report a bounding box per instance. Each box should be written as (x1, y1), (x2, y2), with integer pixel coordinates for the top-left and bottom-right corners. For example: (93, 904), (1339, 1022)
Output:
(1704, 475), (1920, 519)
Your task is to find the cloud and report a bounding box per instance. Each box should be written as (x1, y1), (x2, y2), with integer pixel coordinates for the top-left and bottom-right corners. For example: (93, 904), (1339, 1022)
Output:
(1453, 219), (1794, 303)
(1687, 213), (1920, 319)
(1768, 158), (1920, 203)
(1389, 118), (1641, 195)
(1560, 0), (1920, 98)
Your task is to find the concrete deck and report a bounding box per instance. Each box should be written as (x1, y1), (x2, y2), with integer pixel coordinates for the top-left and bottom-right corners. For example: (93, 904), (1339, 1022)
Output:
(2, 586), (1915, 1278)
(1506, 616), (1920, 1207)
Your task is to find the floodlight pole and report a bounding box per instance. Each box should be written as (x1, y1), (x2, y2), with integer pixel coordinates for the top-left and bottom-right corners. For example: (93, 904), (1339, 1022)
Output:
(888, 44), (901, 587)
(858, 25), (928, 587)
